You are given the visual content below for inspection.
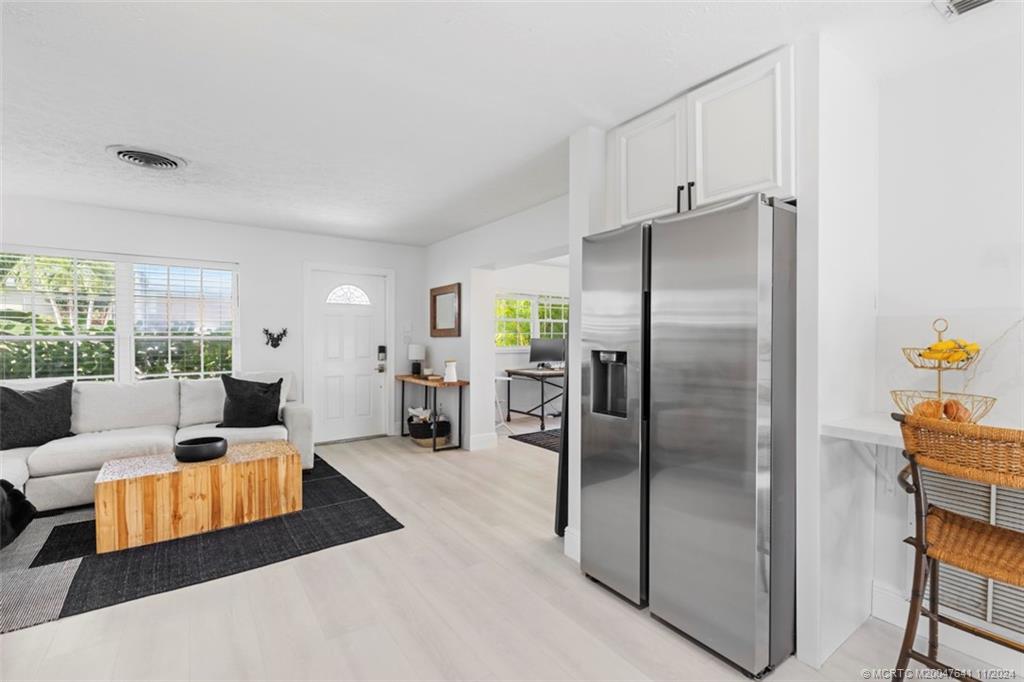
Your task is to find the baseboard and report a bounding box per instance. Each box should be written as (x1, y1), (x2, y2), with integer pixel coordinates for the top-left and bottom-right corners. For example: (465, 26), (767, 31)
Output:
(468, 432), (497, 451)
(872, 582), (1023, 671)
(563, 526), (580, 562)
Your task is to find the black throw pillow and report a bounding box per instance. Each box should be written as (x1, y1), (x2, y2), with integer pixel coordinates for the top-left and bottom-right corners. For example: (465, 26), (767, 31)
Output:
(0, 479), (37, 549)
(0, 381), (73, 450)
(218, 375), (283, 428)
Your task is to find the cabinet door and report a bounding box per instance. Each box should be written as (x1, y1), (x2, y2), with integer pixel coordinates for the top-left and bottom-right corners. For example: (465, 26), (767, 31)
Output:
(607, 100), (687, 227)
(687, 46), (794, 208)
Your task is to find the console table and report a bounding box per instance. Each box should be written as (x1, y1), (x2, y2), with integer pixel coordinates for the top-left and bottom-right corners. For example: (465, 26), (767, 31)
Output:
(396, 374), (468, 451)
(504, 367), (564, 431)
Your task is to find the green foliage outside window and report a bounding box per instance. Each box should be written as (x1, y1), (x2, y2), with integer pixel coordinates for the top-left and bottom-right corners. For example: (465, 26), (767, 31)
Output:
(0, 253), (116, 380)
(494, 294), (568, 348)
(494, 297), (532, 348)
(538, 297), (569, 340)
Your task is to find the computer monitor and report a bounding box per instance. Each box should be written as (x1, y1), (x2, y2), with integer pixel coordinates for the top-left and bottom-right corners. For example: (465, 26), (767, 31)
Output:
(529, 338), (565, 365)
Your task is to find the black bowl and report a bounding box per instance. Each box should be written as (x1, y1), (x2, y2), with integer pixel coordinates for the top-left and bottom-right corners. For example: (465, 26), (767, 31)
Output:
(174, 436), (228, 462)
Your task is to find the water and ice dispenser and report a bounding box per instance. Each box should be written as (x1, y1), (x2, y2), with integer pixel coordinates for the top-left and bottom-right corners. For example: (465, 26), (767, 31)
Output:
(590, 350), (628, 418)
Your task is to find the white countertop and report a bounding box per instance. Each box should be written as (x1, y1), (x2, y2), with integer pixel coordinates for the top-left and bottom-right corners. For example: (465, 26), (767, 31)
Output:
(820, 412), (904, 450)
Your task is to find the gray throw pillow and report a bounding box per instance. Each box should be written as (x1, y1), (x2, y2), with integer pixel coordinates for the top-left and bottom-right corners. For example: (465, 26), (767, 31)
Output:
(0, 381), (73, 450)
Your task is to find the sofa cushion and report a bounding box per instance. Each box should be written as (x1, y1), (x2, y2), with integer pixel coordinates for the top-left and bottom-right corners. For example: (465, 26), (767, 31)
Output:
(71, 379), (179, 434)
(0, 381), (73, 449)
(178, 378), (226, 428)
(175, 422), (288, 446)
(28, 425), (176, 477)
(0, 447), (34, 491)
(220, 375), (282, 428)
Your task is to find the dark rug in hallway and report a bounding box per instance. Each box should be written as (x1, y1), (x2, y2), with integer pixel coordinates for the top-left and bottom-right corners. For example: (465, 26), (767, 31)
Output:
(0, 454), (401, 633)
(510, 428), (562, 453)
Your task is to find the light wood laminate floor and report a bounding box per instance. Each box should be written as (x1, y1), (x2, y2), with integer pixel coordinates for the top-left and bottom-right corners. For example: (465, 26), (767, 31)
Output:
(0, 434), (993, 681)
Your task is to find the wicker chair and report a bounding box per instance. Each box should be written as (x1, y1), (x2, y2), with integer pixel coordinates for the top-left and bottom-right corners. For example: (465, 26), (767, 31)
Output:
(893, 413), (1024, 680)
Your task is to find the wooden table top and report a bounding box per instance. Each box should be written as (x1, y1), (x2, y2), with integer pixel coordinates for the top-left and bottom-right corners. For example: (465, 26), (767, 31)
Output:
(505, 367), (566, 378)
(95, 439), (300, 484)
(395, 374), (469, 388)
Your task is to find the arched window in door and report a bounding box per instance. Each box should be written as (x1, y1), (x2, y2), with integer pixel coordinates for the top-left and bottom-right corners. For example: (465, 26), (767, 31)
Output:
(326, 284), (371, 305)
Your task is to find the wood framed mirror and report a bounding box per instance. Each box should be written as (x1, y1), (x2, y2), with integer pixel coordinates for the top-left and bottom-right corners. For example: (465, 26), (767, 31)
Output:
(430, 283), (461, 337)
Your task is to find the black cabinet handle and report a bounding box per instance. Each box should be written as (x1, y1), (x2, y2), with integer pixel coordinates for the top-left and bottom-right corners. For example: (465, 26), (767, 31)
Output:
(676, 185), (685, 214)
(687, 181), (695, 211)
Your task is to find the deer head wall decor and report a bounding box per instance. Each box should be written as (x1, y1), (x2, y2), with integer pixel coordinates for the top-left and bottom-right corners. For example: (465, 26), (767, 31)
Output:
(263, 328), (288, 349)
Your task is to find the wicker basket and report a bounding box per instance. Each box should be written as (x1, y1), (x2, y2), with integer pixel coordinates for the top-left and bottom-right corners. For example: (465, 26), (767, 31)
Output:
(407, 418), (451, 447)
(890, 389), (997, 423)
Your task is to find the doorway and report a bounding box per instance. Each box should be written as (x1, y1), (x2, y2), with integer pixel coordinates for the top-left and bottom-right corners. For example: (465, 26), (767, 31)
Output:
(306, 267), (390, 443)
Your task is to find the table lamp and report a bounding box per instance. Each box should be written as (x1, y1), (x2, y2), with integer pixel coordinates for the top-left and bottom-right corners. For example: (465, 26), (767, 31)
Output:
(408, 344), (425, 375)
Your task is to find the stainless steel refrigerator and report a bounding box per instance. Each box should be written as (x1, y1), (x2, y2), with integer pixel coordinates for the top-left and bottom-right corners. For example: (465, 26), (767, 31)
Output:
(580, 193), (796, 676)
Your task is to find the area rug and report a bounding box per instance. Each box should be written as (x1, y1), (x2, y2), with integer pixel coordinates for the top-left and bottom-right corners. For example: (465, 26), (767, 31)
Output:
(0, 455), (401, 633)
(510, 428), (561, 453)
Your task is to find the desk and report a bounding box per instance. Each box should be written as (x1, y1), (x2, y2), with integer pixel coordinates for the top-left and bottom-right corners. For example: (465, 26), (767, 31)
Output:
(504, 367), (564, 431)
(396, 374), (468, 451)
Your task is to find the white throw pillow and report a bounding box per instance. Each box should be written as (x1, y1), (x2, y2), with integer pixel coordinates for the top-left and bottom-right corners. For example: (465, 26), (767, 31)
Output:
(178, 378), (227, 427)
(71, 379), (180, 434)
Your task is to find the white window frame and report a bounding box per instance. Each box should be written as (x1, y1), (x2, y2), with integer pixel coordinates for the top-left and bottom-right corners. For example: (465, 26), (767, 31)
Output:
(1, 245), (240, 382)
(494, 291), (569, 354)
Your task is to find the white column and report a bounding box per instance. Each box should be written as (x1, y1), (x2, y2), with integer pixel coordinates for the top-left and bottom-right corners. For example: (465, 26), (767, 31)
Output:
(565, 126), (606, 561)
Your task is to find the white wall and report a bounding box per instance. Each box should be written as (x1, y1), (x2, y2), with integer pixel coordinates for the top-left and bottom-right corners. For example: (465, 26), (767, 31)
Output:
(424, 195), (569, 449)
(812, 34), (881, 664)
(1, 195), (427, 431)
(874, 31), (1024, 427)
(494, 262), (569, 417)
(869, 29), (1024, 669)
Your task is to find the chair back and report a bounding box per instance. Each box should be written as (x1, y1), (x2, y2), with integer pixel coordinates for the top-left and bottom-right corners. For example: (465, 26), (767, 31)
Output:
(897, 414), (1024, 490)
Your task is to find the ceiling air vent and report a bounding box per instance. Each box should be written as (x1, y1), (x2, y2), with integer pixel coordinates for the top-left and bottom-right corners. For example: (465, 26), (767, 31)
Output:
(108, 146), (186, 170)
(932, 0), (995, 20)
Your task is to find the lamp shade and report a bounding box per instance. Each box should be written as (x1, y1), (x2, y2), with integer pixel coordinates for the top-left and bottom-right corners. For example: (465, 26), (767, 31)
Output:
(407, 344), (425, 361)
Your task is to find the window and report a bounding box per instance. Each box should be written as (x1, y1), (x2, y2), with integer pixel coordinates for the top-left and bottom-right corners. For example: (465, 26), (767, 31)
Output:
(494, 296), (533, 348)
(537, 296), (569, 340)
(1, 251), (237, 383)
(0, 253), (116, 380)
(494, 293), (569, 349)
(133, 264), (235, 379)
(326, 284), (370, 305)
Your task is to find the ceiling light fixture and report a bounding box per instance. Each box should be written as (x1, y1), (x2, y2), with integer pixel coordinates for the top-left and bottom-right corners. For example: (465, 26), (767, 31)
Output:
(107, 145), (186, 170)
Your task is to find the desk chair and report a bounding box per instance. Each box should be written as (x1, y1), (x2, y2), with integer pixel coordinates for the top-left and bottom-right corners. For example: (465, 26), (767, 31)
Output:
(893, 413), (1024, 679)
(495, 376), (514, 435)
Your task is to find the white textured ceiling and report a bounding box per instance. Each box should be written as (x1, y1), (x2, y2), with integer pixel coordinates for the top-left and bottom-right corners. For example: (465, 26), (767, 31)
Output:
(3, 1), (1016, 245)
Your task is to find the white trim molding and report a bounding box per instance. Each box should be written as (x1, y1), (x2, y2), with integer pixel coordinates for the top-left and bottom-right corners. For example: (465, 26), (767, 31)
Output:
(563, 526), (580, 563)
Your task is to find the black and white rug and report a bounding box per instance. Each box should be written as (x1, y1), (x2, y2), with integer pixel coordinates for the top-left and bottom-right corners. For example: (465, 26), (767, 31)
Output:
(0, 455), (401, 633)
(510, 428), (562, 453)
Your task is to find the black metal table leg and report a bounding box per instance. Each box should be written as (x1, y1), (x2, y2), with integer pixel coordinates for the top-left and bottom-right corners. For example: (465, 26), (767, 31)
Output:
(431, 386), (438, 451)
(457, 385), (463, 448)
(401, 380), (407, 436)
(540, 379), (546, 430)
(506, 375), (512, 421)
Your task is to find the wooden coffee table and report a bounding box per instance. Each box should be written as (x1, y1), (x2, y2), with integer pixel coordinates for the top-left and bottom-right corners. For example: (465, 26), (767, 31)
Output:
(94, 440), (302, 553)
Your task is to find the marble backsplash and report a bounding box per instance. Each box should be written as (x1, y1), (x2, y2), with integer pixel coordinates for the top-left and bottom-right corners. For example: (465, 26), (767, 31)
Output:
(875, 311), (1024, 428)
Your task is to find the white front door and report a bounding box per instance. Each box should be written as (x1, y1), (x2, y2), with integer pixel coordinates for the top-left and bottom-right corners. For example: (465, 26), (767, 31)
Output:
(309, 270), (387, 442)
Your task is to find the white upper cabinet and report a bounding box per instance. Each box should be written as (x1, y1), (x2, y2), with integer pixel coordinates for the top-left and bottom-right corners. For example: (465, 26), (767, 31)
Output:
(604, 45), (795, 227)
(606, 99), (687, 227)
(687, 46), (794, 208)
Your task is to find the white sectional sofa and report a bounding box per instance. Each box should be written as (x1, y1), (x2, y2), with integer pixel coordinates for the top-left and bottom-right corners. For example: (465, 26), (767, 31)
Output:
(0, 372), (313, 511)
